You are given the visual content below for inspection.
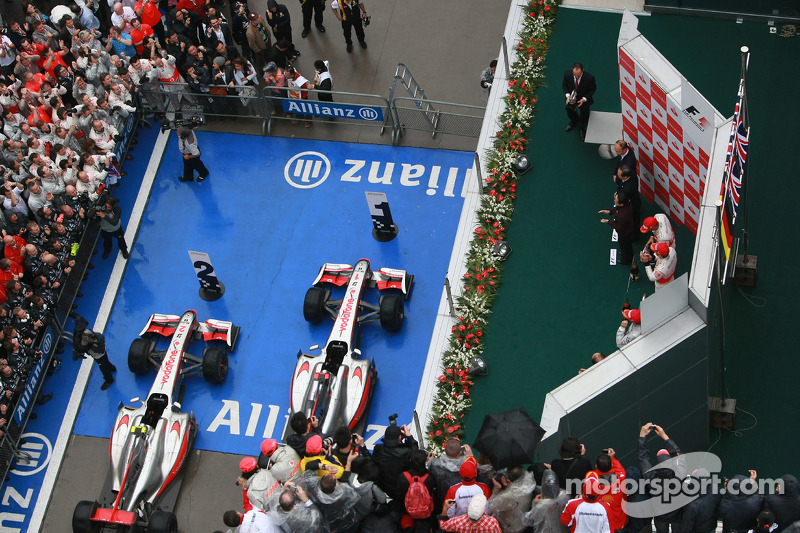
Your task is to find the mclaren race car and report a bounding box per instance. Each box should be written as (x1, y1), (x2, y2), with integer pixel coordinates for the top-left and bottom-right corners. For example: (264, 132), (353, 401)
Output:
(291, 259), (412, 435)
(72, 310), (240, 533)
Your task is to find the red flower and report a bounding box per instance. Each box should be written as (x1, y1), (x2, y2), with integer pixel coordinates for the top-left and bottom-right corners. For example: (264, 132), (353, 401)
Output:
(436, 430), (443, 436)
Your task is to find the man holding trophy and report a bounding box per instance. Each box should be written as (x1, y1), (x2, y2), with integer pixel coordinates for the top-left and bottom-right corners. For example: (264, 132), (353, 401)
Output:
(562, 62), (596, 141)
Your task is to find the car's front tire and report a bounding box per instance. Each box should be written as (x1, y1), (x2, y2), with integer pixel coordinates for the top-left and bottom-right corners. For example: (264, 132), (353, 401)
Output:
(303, 286), (327, 323)
(379, 294), (404, 332)
(148, 510), (177, 533)
(72, 500), (100, 533)
(128, 338), (151, 375)
(202, 347), (229, 384)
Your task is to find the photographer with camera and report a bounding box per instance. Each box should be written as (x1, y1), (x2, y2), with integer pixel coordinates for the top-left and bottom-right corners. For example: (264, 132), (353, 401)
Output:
(94, 196), (129, 260)
(331, 426), (370, 483)
(330, 0), (368, 53)
(176, 124), (209, 182)
(562, 62), (596, 141)
(372, 414), (419, 501)
(270, 480), (325, 532)
(638, 423), (683, 533)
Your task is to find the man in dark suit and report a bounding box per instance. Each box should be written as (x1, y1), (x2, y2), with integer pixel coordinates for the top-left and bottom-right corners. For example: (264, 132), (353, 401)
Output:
(614, 166), (641, 233)
(204, 16), (235, 49)
(613, 139), (637, 179)
(562, 62), (596, 140)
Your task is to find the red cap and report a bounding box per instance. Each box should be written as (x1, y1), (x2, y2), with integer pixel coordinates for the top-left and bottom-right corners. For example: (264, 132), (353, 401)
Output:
(583, 474), (601, 502)
(657, 449), (670, 456)
(656, 242), (670, 257)
(459, 456), (477, 480)
(306, 435), (323, 455)
(261, 438), (278, 456)
(239, 456), (257, 474)
(623, 309), (641, 323)
(640, 216), (658, 233)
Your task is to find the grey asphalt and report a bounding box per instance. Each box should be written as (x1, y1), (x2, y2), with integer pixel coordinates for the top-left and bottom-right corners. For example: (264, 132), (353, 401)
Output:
(42, 1), (512, 531)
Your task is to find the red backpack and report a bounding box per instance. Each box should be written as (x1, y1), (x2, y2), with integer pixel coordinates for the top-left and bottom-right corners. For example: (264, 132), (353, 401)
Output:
(403, 472), (434, 519)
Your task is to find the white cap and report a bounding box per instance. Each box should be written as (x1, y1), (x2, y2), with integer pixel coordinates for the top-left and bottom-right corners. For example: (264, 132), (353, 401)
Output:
(467, 494), (487, 520)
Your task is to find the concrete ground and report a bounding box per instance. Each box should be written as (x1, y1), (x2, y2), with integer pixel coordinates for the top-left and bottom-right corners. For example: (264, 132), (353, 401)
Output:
(43, 1), (513, 531)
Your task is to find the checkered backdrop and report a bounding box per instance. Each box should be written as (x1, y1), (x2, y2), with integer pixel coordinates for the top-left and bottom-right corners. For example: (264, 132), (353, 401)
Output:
(618, 46), (718, 235)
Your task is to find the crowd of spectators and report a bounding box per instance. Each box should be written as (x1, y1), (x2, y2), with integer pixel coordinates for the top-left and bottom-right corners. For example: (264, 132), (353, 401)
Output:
(0, 0), (151, 442)
(218, 415), (800, 533)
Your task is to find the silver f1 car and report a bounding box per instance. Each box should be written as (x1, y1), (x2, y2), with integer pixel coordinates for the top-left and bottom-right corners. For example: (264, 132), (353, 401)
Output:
(291, 259), (412, 435)
(72, 310), (240, 533)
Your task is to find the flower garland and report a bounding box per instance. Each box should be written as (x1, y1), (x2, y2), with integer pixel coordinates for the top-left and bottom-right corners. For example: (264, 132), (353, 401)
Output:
(426, 0), (561, 449)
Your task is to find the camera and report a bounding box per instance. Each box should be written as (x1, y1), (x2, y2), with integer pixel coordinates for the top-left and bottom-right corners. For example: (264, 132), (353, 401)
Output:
(363, 15), (371, 26)
(351, 434), (358, 445)
(388, 413), (398, 426)
(160, 114), (205, 133)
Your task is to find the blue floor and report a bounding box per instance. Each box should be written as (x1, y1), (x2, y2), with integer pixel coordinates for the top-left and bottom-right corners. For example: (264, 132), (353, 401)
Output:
(72, 133), (473, 455)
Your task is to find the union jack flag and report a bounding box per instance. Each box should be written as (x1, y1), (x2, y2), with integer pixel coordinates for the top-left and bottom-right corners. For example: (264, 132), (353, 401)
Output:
(723, 85), (749, 224)
(718, 80), (749, 262)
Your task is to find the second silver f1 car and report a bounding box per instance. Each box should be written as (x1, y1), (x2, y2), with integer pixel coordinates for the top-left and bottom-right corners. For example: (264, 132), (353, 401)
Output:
(72, 310), (239, 533)
(291, 259), (412, 435)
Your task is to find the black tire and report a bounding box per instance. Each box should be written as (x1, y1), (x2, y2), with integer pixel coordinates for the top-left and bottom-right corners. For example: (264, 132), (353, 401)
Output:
(303, 287), (327, 323)
(128, 338), (151, 375)
(148, 511), (177, 533)
(379, 295), (404, 332)
(72, 500), (100, 533)
(202, 347), (228, 384)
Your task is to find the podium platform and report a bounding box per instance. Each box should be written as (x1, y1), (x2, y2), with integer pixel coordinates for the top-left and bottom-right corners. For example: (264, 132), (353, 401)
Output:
(584, 111), (623, 145)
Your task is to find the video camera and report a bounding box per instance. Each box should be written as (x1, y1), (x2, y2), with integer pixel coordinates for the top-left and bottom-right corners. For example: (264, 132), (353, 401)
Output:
(86, 186), (112, 218)
(160, 115), (205, 133)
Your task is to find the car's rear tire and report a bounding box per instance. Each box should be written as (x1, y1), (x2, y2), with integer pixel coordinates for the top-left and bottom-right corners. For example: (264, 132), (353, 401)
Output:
(148, 511), (177, 533)
(128, 338), (151, 375)
(202, 347), (228, 384)
(303, 287), (327, 323)
(72, 500), (100, 533)
(379, 295), (404, 332)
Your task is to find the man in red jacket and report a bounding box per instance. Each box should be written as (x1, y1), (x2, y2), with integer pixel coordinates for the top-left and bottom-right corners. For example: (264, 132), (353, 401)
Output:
(561, 474), (612, 533)
(444, 456), (492, 517)
(587, 449), (628, 533)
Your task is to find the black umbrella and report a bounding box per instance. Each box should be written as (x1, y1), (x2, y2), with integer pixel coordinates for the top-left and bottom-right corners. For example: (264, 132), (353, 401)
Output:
(472, 407), (545, 469)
